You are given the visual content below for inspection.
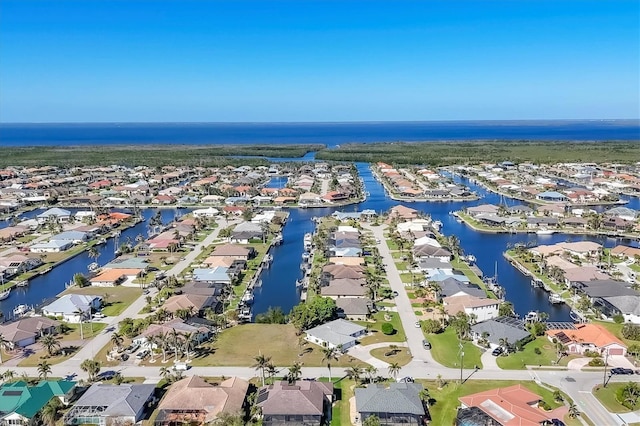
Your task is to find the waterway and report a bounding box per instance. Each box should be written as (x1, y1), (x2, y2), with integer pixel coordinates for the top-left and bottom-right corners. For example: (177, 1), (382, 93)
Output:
(252, 161), (640, 322)
(0, 208), (188, 318)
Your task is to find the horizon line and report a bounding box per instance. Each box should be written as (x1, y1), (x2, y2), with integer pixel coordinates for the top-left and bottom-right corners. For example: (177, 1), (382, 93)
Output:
(1, 118), (639, 126)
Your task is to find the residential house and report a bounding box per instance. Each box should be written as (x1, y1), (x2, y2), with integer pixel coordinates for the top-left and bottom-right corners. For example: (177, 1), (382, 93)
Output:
(458, 384), (567, 426)
(50, 230), (89, 244)
(133, 318), (211, 348)
(192, 267), (233, 285)
(0, 380), (76, 425)
(209, 244), (255, 261)
(443, 295), (500, 322)
(336, 298), (372, 321)
(89, 268), (140, 287)
(230, 222), (264, 243)
(36, 207), (72, 224)
(41, 294), (102, 323)
(471, 317), (531, 349)
(63, 383), (155, 426)
(546, 323), (627, 356)
(355, 383), (427, 426)
(30, 240), (74, 253)
(304, 318), (366, 351)
(154, 376), (248, 425)
(163, 294), (217, 317)
(0, 316), (60, 349)
(320, 278), (367, 299)
(256, 380), (333, 426)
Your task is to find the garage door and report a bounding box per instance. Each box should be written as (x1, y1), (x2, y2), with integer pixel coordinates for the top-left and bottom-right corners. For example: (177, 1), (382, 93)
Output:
(608, 348), (624, 356)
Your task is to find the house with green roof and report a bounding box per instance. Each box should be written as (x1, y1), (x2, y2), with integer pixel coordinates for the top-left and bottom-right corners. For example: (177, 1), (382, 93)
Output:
(0, 380), (76, 425)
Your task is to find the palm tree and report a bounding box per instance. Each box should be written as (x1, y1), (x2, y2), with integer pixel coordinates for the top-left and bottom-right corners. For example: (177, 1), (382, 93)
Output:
(160, 332), (170, 363)
(110, 332), (124, 352)
(419, 388), (431, 409)
(74, 307), (87, 340)
(321, 346), (339, 382)
(80, 359), (101, 382)
(0, 332), (9, 363)
(265, 362), (279, 385)
(345, 366), (362, 385)
(183, 332), (196, 362)
(159, 366), (172, 382)
(40, 334), (60, 358)
(567, 402), (580, 418)
(39, 399), (60, 426)
(3, 369), (16, 383)
(365, 365), (378, 384)
(388, 362), (401, 381)
(287, 361), (303, 384)
(253, 353), (272, 386)
(87, 246), (100, 264)
(37, 360), (52, 380)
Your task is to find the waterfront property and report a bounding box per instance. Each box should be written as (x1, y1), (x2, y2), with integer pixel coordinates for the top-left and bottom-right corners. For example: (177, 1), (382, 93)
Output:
(304, 318), (367, 351)
(545, 323), (627, 356)
(41, 294), (102, 323)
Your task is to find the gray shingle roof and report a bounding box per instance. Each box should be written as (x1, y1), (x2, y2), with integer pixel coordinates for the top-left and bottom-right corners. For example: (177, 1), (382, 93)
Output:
(471, 318), (530, 346)
(72, 383), (155, 417)
(305, 319), (366, 346)
(355, 383), (425, 415)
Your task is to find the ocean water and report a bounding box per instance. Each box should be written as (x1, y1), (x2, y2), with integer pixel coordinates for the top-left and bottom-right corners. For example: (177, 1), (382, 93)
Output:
(0, 120), (638, 147)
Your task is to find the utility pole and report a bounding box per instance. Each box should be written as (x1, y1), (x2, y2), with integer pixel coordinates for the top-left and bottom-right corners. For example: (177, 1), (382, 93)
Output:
(459, 342), (464, 383)
(602, 350), (610, 387)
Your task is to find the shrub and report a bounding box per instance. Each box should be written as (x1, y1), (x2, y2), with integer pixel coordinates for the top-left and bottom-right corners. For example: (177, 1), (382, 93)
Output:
(381, 323), (395, 335)
(584, 349), (600, 358)
(422, 319), (443, 334)
(588, 357), (605, 367)
(538, 400), (551, 411)
(613, 314), (625, 324)
(622, 324), (640, 341)
(534, 347), (542, 355)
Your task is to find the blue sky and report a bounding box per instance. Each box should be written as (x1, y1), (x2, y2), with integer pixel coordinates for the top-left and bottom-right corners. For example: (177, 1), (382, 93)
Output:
(1, 0), (638, 122)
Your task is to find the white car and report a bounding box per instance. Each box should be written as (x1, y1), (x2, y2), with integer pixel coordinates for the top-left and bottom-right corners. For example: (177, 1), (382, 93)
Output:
(93, 312), (105, 319)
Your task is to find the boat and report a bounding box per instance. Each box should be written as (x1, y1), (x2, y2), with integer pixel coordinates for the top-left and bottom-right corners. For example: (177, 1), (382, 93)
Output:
(432, 220), (443, 231)
(301, 252), (310, 262)
(0, 288), (10, 300)
(96, 238), (107, 245)
(13, 304), (29, 317)
(40, 267), (52, 274)
(273, 234), (283, 245)
(303, 233), (313, 251)
(524, 311), (539, 323)
(531, 278), (544, 288)
(548, 293), (564, 304)
(16, 280), (28, 287)
(536, 228), (556, 235)
(241, 290), (254, 305)
(88, 262), (99, 272)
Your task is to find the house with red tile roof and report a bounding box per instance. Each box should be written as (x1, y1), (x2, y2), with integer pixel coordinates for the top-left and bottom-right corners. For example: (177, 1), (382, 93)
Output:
(458, 384), (567, 426)
(546, 323), (627, 356)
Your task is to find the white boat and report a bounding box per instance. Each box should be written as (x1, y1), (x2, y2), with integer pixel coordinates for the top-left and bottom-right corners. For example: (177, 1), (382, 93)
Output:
(241, 291), (254, 305)
(524, 311), (539, 323)
(301, 252), (310, 262)
(13, 304), (29, 317)
(536, 228), (556, 235)
(432, 220), (443, 231)
(548, 293), (564, 304)
(0, 288), (10, 301)
(88, 262), (99, 272)
(16, 280), (29, 287)
(96, 238), (107, 245)
(531, 278), (544, 288)
(303, 233), (313, 251)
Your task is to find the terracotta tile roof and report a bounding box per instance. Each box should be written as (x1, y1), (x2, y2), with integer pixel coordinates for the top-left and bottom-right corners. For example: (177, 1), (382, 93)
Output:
(546, 323), (626, 349)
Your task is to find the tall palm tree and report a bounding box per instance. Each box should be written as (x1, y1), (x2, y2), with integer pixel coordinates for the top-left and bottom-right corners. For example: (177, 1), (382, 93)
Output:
(567, 402), (580, 418)
(110, 332), (124, 352)
(287, 361), (303, 384)
(184, 332), (196, 362)
(39, 400), (59, 426)
(74, 307), (87, 340)
(365, 365), (378, 384)
(253, 353), (272, 386)
(160, 332), (170, 363)
(159, 366), (172, 382)
(3, 369), (16, 383)
(80, 359), (100, 382)
(265, 362), (279, 385)
(387, 362), (401, 381)
(321, 346), (339, 382)
(40, 334), (60, 358)
(37, 360), (52, 380)
(419, 388), (431, 409)
(0, 332), (9, 363)
(345, 366), (362, 385)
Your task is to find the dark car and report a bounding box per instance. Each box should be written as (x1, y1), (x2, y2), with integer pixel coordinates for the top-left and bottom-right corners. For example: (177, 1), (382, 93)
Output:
(97, 370), (117, 380)
(610, 367), (633, 375)
(621, 368), (635, 375)
(422, 339), (431, 350)
(491, 347), (503, 356)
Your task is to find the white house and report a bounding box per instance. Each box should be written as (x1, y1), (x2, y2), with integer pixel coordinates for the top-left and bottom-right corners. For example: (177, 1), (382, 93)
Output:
(192, 207), (219, 218)
(443, 295), (500, 322)
(305, 318), (366, 351)
(30, 240), (74, 253)
(41, 294), (102, 323)
(36, 207), (72, 224)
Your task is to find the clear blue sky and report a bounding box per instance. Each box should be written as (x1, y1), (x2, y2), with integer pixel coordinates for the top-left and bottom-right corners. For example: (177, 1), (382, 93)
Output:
(1, 0), (638, 122)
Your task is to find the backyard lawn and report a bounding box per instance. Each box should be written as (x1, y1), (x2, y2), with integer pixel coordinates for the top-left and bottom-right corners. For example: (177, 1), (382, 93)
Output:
(61, 285), (142, 317)
(429, 328), (483, 369)
(357, 311), (407, 345)
(189, 324), (367, 368)
(370, 346), (412, 366)
(418, 379), (573, 426)
(330, 378), (355, 426)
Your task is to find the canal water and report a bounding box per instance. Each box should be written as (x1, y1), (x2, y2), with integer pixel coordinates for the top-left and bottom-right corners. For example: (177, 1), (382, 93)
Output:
(252, 162), (640, 321)
(0, 208), (186, 318)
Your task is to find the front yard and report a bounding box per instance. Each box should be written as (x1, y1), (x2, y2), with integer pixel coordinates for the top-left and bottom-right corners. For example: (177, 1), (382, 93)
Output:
(357, 311), (407, 345)
(62, 285), (142, 317)
(369, 346), (412, 366)
(496, 336), (576, 369)
(428, 328), (483, 369)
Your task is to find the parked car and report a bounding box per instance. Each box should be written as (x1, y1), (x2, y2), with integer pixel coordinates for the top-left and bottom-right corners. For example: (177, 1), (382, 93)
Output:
(422, 339), (431, 350)
(92, 312), (105, 319)
(119, 353), (129, 361)
(491, 347), (504, 356)
(136, 350), (150, 360)
(97, 370), (117, 380)
(414, 321), (421, 328)
(397, 376), (414, 383)
(125, 343), (140, 354)
(610, 367), (633, 375)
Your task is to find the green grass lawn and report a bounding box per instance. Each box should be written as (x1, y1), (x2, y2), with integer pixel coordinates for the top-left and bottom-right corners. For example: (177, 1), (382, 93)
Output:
(593, 383), (640, 413)
(418, 379), (568, 426)
(593, 320), (636, 347)
(187, 324), (367, 368)
(330, 378), (355, 425)
(61, 285), (142, 317)
(429, 328), (483, 369)
(358, 311), (407, 345)
(496, 337), (562, 369)
(370, 346), (412, 366)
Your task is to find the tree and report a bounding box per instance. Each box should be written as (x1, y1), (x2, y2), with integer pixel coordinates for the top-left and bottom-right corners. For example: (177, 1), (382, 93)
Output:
(88, 246), (100, 264)
(37, 360), (52, 380)
(73, 273), (89, 288)
(451, 312), (471, 340)
(620, 381), (640, 409)
(0, 332), (9, 363)
(498, 302), (514, 317)
(567, 402), (580, 418)
(74, 307), (88, 340)
(365, 365), (378, 384)
(388, 362), (401, 380)
(265, 362), (278, 385)
(212, 412), (245, 426)
(289, 297), (337, 331)
(362, 415), (381, 426)
(321, 345), (340, 382)
(419, 388), (431, 408)
(3, 369), (16, 383)
(40, 334), (60, 358)
(287, 361), (303, 384)
(253, 353), (272, 387)
(345, 366), (362, 385)
(80, 359), (101, 382)
(39, 399), (61, 426)
(422, 319), (442, 334)
(110, 332), (124, 352)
